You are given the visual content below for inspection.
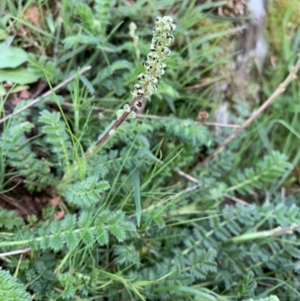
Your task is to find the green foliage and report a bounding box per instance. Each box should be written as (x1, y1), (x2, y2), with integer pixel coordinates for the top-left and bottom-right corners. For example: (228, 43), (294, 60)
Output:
(228, 151), (292, 195)
(38, 110), (73, 173)
(94, 0), (114, 34)
(0, 44), (38, 84)
(1, 0), (300, 300)
(155, 118), (210, 148)
(0, 44), (28, 68)
(1, 209), (136, 251)
(0, 119), (53, 191)
(28, 55), (63, 84)
(63, 176), (110, 207)
(63, 0), (114, 48)
(94, 60), (133, 85)
(0, 208), (24, 230)
(0, 67), (38, 84)
(0, 268), (32, 301)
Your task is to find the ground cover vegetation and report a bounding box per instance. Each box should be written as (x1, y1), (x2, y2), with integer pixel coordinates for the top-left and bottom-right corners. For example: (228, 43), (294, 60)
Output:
(0, 0), (300, 300)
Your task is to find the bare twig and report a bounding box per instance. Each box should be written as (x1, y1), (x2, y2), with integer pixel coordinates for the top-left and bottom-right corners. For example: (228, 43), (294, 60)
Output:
(183, 77), (224, 90)
(224, 194), (250, 206)
(48, 100), (240, 128)
(197, 57), (300, 168)
(0, 194), (32, 215)
(176, 169), (199, 183)
(0, 248), (31, 258)
(135, 113), (241, 128)
(195, 121), (240, 128)
(176, 169), (250, 206)
(52, 102), (241, 128)
(85, 99), (239, 158)
(0, 65), (91, 124)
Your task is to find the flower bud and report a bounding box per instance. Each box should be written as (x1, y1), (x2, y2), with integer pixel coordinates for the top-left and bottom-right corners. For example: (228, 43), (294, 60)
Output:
(123, 104), (131, 113)
(130, 16), (175, 102)
(163, 16), (173, 23)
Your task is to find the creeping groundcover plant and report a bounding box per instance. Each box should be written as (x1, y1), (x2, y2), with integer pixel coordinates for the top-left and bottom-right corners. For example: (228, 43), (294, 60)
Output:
(0, 16), (179, 301)
(1, 10), (297, 300)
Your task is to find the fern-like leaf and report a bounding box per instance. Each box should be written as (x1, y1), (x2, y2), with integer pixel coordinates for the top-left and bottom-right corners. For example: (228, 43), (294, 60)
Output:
(63, 176), (110, 207)
(0, 121), (52, 191)
(228, 151), (292, 195)
(94, 0), (113, 34)
(39, 110), (73, 172)
(0, 268), (32, 301)
(28, 55), (62, 84)
(0, 209), (24, 230)
(75, 3), (94, 31)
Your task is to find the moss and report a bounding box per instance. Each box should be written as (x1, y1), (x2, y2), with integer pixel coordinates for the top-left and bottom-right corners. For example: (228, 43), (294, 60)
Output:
(266, 0), (300, 55)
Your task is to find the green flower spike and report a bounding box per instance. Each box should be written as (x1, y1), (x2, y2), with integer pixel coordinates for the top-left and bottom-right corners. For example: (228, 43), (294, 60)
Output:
(131, 16), (176, 99)
(116, 16), (175, 119)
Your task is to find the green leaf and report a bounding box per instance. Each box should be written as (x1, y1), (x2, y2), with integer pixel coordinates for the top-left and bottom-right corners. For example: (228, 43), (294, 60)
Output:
(155, 286), (218, 300)
(63, 35), (104, 49)
(131, 167), (142, 227)
(81, 231), (94, 246)
(153, 215), (165, 228)
(0, 268), (32, 301)
(96, 229), (109, 245)
(46, 13), (55, 33)
(95, 60), (132, 82)
(119, 221), (136, 232)
(50, 234), (63, 251)
(108, 211), (125, 226)
(0, 28), (8, 41)
(64, 231), (78, 249)
(109, 224), (126, 242)
(0, 44), (28, 68)
(0, 209), (24, 230)
(0, 67), (39, 84)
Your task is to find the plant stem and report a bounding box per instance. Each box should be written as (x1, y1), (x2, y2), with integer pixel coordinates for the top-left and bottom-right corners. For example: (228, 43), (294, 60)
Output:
(0, 65), (91, 124)
(85, 95), (144, 158)
(197, 57), (300, 168)
(60, 95), (144, 185)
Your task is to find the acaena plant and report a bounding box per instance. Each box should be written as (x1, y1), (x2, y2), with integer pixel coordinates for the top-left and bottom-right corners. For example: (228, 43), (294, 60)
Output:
(60, 16), (176, 186)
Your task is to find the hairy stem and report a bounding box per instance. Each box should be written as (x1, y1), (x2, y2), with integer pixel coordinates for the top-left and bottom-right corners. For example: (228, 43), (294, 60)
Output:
(86, 95), (144, 158)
